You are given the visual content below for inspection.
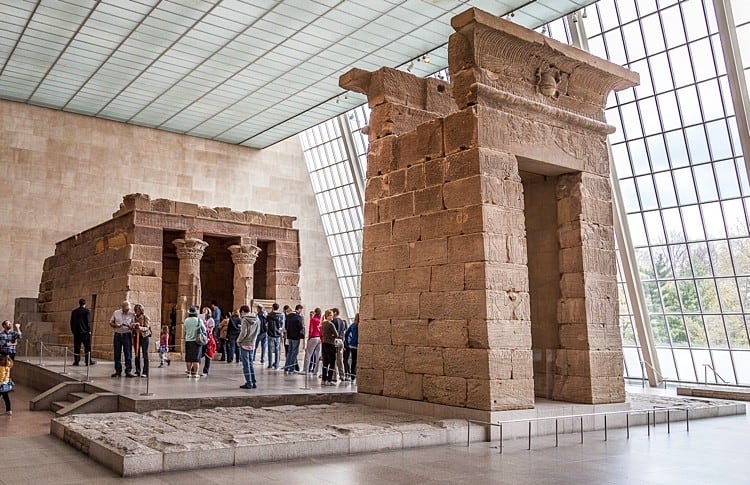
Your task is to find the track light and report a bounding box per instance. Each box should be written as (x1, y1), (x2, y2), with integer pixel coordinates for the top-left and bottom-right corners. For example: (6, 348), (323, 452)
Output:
(582, 8), (587, 18)
(541, 25), (547, 34)
(407, 61), (414, 72)
(336, 96), (340, 104)
(422, 54), (430, 64)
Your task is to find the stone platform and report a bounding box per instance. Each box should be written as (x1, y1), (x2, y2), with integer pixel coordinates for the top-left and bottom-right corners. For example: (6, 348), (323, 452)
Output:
(50, 389), (746, 477)
(51, 403), (472, 476)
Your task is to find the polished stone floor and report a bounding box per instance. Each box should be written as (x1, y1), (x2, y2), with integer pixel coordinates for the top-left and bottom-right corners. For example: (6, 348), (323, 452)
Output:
(0, 382), (747, 484)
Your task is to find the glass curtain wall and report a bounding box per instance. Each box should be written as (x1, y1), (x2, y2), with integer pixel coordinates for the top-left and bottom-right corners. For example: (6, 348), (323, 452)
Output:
(584, 0), (750, 385)
(299, 118), (364, 318)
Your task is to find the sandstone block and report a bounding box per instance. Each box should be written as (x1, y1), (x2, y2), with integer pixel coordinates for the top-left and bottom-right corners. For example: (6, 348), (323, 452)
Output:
(406, 164), (426, 191)
(373, 293), (420, 319)
(423, 375), (466, 407)
(444, 147), (519, 183)
(427, 319), (468, 348)
(392, 216), (421, 243)
(443, 348), (494, 379)
(447, 233), (485, 263)
(443, 107), (478, 156)
(424, 157), (446, 186)
(468, 319), (532, 349)
(357, 343), (374, 368)
(417, 118), (445, 161)
(461, 204), (526, 236)
(367, 136), (398, 177)
(414, 185), (443, 215)
(379, 193), (414, 221)
(421, 210), (463, 240)
(365, 175), (389, 200)
(370, 103), (439, 139)
(388, 169), (407, 195)
(404, 346), (444, 374)
(425, 77), (456, 115)
(393, 266), (431, 293)
(383, 371), (423, 400)
(464, 262), (529, 292)
(357, 368), (384, 394)
(557, 297), (616, 326)
(366, 67), (426, 109)
(373, 344), (405, 371)
(466, 378), (535, 411)
(363, 221), (392, 249)
(360, 270), (394, 296)
(391, 319), (429, 346)
(430, 263), (465, 292)
(420, 290), (486, 320)
(358, 319), (393, 345)
(443, 175), (481, 209)
(397, 130), (422, 168)
(364, 201), (378, 225)
(361, 244), (409, 272)
(409, 238), (447, 267)
(487, 289), (530, 321)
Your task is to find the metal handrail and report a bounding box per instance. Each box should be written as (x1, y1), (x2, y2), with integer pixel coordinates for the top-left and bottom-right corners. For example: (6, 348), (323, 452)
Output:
(702, 363), (729, 384)
(467, 404), (690, 453)
(639, 359), (667, 389)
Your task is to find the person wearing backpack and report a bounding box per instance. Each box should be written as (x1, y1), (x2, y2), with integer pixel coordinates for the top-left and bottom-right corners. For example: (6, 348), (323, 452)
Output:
(226, 310), (242, 363)
(253, 304), (268, 364)
(265, 303), (284, 370)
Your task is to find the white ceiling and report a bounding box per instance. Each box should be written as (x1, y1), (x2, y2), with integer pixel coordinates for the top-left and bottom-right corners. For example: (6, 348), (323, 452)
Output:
(0, 0), (595, 148)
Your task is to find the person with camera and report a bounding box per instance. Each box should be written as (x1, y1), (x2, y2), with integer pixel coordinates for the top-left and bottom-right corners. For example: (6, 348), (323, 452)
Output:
(109, 301), (135, 377)
(0, 320), (22, 360)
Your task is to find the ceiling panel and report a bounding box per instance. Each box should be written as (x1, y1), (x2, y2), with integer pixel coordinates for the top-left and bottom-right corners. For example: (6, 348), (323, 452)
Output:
(0, 0), (596, 148)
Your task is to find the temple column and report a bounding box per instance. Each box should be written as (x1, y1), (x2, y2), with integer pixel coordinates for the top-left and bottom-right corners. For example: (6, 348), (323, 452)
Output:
(173, 238), (208, 351)
(228, 242), (261, 310)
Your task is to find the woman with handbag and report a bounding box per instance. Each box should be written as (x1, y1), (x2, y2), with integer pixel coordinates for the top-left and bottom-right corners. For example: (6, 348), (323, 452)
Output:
(0, 354), (13, 415)
(133, 304), (152, 378)
(183, 306), (205, 378)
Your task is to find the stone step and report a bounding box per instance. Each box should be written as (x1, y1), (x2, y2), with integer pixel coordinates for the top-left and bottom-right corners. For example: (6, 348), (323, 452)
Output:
(50, 400), (72, 412)
(69, 392), (91, 402)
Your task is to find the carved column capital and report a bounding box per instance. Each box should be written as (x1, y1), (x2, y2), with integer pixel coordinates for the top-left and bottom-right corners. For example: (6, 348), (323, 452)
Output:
(228, 244), (261, 265)
(173, 238), (209, 260)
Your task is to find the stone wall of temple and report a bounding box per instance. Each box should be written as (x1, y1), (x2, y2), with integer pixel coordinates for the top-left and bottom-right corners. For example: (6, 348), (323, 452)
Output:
(0, 99), (345, 322)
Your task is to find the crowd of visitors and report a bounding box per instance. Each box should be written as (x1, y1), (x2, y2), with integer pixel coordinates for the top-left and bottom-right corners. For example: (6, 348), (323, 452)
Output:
(96, 299), (358, 390)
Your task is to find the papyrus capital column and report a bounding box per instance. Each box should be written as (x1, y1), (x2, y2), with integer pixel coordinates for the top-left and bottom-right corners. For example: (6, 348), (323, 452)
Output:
(228, 244), (261, 310)
(173, 238), (208, 318)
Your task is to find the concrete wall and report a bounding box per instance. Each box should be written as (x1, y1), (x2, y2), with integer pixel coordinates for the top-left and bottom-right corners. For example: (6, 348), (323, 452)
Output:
(0, 99), (345, 320)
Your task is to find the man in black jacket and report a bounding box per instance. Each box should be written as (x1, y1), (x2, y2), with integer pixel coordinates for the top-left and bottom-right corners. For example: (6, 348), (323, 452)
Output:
(226, 310), (242, 363)
(283, 304), (305, 374)
(265, 303), (284, 369)
(332, 308), (347, 381)
(70, 298), (95, 366)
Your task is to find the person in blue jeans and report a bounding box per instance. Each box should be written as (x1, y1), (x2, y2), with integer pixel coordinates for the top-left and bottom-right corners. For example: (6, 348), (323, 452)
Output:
(237, 305), (260, 389)
(225, 310), (241, 363)
(265, 303), (284, 369)
(253, 305), (267, 364)
(283, 304), (305, 374)
(109, 301), (135, 378)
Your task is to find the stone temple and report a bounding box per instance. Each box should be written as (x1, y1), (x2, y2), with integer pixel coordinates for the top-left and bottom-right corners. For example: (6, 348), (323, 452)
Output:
(36, 193), (300, 358)
(341, 8), (639, 413)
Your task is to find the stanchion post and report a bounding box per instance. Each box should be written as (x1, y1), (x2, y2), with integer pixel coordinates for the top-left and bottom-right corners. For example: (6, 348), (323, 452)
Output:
(626, 413), (630, 439)
(466, 420), (470, 447)
(686, 409), (690, 432)
(85, 352), (91, 382)
(24, 339), (29, 361)
(528, 421), (532, 450)
(62, 347), (68, 374)
(555, 419), (559, 447)
(140, 372), (154, 396)
(39, 342), (44, 367)
(499, 424), (503, 455)
(667, 409), (670, 434)
(580, 416), (584, 444)
(604, 415), (608, 441)
(647, 411), (651, 436)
